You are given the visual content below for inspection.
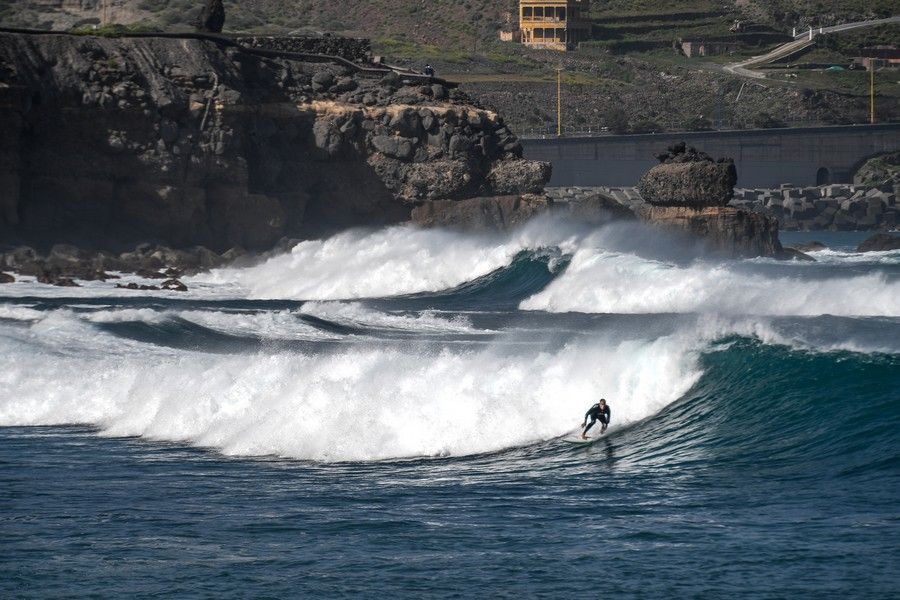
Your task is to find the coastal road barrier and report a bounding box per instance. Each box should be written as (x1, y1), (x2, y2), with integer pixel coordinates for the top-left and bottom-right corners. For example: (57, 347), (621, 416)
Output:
(545, 184), (899, 231)
(523, 123), (900, 189)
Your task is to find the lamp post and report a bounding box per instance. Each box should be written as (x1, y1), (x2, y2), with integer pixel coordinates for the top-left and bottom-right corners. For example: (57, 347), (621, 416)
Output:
(870, 61), (875, 124)
(557, 65), (562, 136)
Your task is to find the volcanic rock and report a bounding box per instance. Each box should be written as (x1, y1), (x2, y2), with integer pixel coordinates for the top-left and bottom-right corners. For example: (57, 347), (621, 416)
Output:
(639, 142), (737, 207)
(0, 32), (550, 254)
(856, 233), (900, 252)
(160, 278), (188, 292)
(560, 193), (636, 225)
(487, 159), (552, 196)
(635, 205), (783, 258)
(0, 272), (14, 283)
(411, 195), (552, 231)
(116, 282), (161, 291)
(790, 241), (827, 252)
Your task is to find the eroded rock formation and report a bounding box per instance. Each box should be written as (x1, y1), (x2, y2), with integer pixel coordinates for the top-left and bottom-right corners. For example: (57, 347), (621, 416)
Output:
(857, 233), (900, 252)
(635, 205), (784, 258)
(639, 142), (737, 208)
(635, 143), (787, 258)
(410, 194), (550, 231)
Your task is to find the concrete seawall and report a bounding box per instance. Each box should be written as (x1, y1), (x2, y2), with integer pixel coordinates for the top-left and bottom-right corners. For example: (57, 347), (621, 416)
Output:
(524, 124), (900, 189)
(546, 183), (899, 231)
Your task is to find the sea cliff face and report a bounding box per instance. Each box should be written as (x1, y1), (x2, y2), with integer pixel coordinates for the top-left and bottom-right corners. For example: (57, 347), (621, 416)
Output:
(0, 31), (549, 252)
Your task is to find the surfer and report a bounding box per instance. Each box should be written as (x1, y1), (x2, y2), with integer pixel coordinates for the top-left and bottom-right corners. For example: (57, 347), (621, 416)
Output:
(581, 398), (610, 439)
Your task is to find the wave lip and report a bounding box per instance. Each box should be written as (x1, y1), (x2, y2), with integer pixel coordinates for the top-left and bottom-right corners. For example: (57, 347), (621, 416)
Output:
(521, 249), (900, 317)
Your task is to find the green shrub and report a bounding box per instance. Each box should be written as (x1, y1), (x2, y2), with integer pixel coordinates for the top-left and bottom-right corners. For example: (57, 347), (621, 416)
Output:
(682, 116), (712, 131)
(603, 106), (629, 134)
(751, 112), (786, 129)
(631, 118), (661, 133)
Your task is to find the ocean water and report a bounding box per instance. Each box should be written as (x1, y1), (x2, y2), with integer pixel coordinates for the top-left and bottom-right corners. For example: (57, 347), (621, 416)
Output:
(2, 221), (899, 598)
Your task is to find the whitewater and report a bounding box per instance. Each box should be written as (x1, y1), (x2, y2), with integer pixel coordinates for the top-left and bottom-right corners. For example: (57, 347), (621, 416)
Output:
(2, 220), (899, 597)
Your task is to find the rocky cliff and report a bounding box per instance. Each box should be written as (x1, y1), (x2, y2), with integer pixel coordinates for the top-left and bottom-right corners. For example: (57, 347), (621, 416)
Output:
(0, 31), (549, 252)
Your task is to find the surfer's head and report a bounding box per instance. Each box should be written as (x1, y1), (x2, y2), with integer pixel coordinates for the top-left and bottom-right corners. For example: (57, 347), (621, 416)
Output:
(599, 398), (606, 406)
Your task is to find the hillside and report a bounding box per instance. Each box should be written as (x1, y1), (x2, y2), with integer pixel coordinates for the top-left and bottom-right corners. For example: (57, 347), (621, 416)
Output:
(2, 0), (893, 45)
(1, 0), (896, 133)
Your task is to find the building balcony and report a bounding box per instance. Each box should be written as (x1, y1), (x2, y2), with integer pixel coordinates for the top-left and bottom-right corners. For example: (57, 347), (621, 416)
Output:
(521, 16), (567, 24)
(520, 18), (590, 29)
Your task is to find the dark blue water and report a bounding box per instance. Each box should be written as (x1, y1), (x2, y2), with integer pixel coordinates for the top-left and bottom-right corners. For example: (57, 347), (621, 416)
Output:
(2, 227), (899, 597)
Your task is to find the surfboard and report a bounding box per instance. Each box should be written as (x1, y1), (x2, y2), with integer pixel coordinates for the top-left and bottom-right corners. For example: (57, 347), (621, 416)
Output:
(562, 434), (603, 445)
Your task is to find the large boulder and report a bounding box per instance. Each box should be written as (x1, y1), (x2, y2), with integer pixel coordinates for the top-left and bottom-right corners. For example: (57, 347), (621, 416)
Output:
(638, 142), (737, 207)
(487, 159), (552, 196)
(391, 160), (477, 202)
(856, 233), (900, 252)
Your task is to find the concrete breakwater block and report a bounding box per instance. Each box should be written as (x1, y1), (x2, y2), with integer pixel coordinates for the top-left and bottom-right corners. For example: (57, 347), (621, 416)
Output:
(733, 184), (898, 231)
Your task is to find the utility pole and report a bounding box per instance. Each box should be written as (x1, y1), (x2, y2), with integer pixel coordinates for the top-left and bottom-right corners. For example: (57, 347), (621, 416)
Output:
(557, 66), (562, 137)
(870, 62), (875, 124)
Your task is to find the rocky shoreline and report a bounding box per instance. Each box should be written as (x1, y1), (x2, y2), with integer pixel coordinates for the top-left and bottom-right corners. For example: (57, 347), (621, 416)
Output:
(0, 242), (244, 289)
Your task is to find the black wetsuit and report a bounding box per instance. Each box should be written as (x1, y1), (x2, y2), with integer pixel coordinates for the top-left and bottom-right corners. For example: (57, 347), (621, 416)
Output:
(583, 403), (611, 435)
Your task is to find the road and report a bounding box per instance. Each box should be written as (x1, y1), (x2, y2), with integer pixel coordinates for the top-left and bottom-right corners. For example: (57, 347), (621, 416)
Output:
(724, 15), (900, 79)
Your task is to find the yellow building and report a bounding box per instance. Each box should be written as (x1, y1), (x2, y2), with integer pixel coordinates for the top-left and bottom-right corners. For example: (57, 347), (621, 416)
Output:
(519, 0), (590, 51)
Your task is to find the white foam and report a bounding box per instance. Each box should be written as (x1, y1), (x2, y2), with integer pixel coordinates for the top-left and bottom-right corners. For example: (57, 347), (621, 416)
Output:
(803, 247), (900, 265)
(0, 305), (44, 321)
(521, 248), (900, 317)
(0, 329), (702, 462)
(82, 308), (168, 324)
(193, 221), (583, 301)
